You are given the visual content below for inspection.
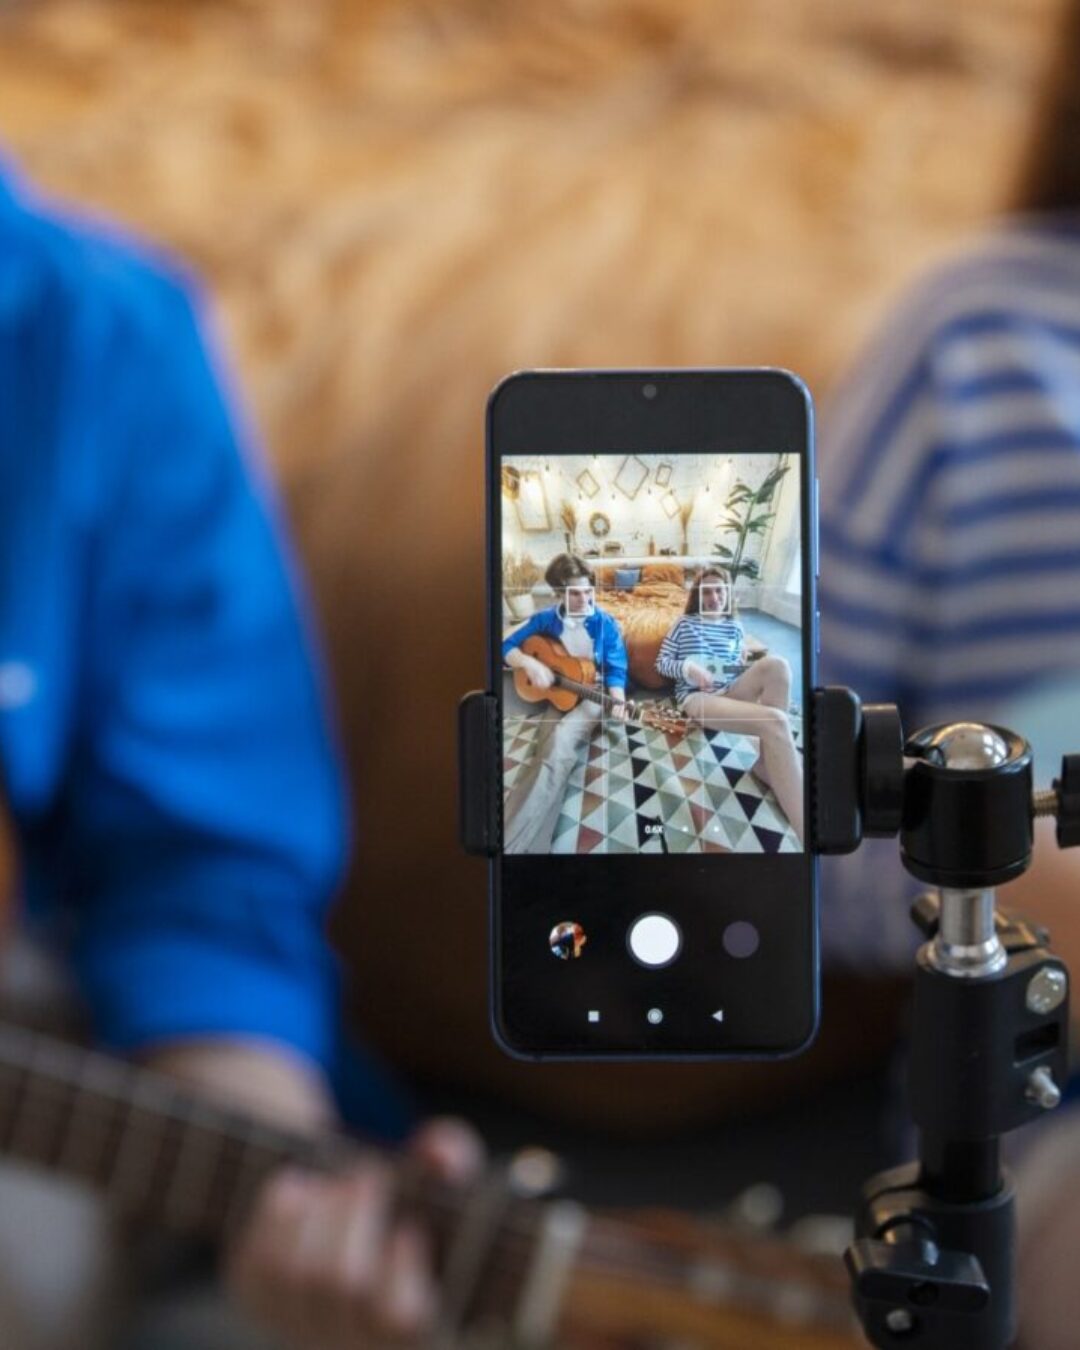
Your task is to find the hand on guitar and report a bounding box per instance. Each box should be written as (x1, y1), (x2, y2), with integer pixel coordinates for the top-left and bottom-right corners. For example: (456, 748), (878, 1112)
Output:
(682, 659), (714, 692)
(507, 648), (556, 690)
(227, 1117), (485, 1350)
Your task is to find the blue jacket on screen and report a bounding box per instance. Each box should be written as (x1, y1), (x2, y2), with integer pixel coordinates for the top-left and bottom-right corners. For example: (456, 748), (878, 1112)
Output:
(0, 163), (407, 1131)
(503, 604), (629, 690)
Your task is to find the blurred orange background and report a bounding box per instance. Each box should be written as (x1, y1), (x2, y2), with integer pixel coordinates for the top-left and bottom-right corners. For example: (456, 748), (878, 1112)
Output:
(0, 0), (1064, 1126)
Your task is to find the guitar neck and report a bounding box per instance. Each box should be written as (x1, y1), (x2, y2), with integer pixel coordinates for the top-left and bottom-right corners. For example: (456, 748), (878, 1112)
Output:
(0, 1021), (858, 1347)
(553, 672), (627, 716)
(0, 1020), (350, 1240)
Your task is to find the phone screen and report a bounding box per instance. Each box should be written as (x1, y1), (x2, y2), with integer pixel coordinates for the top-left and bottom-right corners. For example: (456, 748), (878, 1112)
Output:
(500, 451), (805, 857)
(488, 372), (818, 1060)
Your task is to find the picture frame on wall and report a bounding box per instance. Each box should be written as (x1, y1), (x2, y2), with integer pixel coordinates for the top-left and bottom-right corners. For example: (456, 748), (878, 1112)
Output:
(614, 455), (650, 500)
(576, 468), (600, 498)
(514, 470), (551, 532)
(654, 461), (673, 488)
(660, 490), (680, 519)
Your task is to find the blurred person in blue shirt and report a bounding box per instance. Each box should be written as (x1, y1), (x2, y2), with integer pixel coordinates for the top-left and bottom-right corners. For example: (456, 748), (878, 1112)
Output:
(0, 159), (480, 1350)
(501, 552), (629, 852)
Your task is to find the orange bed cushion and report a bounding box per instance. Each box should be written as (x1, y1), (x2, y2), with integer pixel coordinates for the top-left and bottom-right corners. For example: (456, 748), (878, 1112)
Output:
(639, 562), (685, 586)
(598, 580), (688, 688)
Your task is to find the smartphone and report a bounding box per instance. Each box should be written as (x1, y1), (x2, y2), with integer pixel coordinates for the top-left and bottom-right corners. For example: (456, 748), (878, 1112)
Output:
(488, 370), (818, 1059)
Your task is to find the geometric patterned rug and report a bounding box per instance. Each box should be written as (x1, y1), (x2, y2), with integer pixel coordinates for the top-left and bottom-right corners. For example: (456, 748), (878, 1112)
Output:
(504, 710), (802, 855)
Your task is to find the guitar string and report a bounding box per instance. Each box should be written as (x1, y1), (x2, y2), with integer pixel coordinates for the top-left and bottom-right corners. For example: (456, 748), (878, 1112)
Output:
(529, 668), (686, 731)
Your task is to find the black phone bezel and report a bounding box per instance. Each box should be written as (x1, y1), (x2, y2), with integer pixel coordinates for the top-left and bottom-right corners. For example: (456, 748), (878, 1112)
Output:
(487, 369), (819, 1061)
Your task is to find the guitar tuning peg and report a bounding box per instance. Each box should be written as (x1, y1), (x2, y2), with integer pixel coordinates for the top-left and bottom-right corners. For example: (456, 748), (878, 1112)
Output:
(726, 1182), (784, 1232)
(508, 1147), (565, 1198)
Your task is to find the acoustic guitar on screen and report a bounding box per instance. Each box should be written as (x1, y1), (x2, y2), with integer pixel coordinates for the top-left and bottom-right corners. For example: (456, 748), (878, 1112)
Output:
(513, 634), (690, 736)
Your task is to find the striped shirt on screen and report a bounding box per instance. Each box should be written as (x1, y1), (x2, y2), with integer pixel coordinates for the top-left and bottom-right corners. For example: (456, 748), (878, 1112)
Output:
(656, 614), (745, 704)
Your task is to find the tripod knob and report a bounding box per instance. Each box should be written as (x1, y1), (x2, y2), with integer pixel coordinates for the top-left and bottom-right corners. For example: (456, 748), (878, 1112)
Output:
(1035, 753), (1080, 849)
(847, 1233), (991, 1343)
(862, 703), (905, 836)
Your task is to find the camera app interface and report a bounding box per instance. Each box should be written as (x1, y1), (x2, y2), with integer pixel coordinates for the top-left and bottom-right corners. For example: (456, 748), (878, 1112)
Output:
(501, 452), (805, 855)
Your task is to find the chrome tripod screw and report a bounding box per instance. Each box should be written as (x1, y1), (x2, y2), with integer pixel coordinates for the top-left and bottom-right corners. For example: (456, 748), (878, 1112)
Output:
(1026, 966), (1068, 1015)
(1025, 1065), (1063, 1111)
(885, 1307), (915, 1335)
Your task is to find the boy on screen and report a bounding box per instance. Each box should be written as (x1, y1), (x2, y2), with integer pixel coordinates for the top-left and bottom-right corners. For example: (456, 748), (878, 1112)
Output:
(502, 553), (629, 853)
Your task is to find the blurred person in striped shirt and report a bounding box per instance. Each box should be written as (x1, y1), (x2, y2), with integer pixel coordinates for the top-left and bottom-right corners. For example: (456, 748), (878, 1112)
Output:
(817, 6), (1080, 1346)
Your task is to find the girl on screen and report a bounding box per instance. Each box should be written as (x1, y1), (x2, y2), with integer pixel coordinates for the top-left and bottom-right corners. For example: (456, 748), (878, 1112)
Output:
(656, 567), (803, 843)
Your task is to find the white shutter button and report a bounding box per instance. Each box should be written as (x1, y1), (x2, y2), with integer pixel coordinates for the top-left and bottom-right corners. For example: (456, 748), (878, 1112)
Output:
(628, 913), (682, 968)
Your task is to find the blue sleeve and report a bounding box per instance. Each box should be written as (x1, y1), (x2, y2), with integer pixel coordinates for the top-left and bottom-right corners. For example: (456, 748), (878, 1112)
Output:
(67, 276), (349, 1070)
(501, 610), (548, 661)
(600, 614), (629, 690)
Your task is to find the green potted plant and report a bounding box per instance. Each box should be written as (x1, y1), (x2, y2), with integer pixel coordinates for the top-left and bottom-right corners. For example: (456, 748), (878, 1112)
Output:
(712, 457), (790, 582)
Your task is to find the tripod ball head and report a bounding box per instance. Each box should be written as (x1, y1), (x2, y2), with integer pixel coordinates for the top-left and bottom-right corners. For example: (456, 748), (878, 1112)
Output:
(902, 723), (1034, 891)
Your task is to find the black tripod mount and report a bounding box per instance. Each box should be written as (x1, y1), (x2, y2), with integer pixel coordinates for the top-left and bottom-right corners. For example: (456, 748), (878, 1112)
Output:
(460, 682), (1080, 1348)
(812, 687), (1080, 1350)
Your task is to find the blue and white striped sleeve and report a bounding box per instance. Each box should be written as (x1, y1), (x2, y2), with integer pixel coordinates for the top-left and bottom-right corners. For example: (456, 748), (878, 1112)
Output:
(656, 619), (688, 680)
(821, 241), (1080, 724)
(817, 309), (940, 969)
(817, 236), (1080, 969)
(817, 302), (942, 716)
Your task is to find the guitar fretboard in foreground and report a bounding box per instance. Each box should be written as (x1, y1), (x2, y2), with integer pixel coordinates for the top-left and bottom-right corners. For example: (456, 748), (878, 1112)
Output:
(0, 1021), (859, 1347)
(0, 1022), (347, 1238)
